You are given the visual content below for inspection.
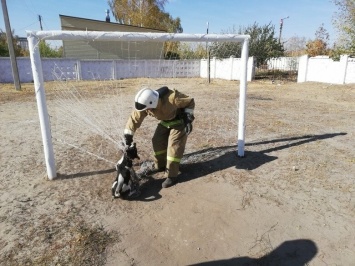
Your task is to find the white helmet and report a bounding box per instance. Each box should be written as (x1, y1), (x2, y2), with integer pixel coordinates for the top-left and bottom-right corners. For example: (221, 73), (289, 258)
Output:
(134, 88), (159, 111)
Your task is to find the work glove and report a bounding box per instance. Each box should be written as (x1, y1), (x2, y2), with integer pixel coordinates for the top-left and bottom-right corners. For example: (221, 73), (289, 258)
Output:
(183, 113), (195, 135)
(125, 143), (140, 160)
(124, 134), (133, 146)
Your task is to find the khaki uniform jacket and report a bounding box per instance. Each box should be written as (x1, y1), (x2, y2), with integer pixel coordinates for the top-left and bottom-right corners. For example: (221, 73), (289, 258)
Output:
(124, 89), (195, 136)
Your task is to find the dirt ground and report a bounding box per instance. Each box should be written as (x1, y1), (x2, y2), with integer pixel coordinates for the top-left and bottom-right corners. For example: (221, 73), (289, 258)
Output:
(0, 78), (354, 266)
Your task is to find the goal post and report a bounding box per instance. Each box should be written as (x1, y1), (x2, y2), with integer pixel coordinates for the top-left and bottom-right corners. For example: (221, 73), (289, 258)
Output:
(28, 33), (56, 180)
(27, 30), (250, 180)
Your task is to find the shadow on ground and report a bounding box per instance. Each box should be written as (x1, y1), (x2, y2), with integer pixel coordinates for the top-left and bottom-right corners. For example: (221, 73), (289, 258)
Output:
(137, 132), (346, 200)
(55, 132), (346, 201)
(188, 239), (318, 266)
(181, 132), (346, 178)
(57, 168), (116, 179)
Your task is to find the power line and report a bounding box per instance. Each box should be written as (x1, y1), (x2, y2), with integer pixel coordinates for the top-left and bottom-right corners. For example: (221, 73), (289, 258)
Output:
(17, 20), (38, 31)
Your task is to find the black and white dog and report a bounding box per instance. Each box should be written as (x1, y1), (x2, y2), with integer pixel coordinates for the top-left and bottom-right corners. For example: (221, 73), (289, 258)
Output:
(112, 143), (141, 199)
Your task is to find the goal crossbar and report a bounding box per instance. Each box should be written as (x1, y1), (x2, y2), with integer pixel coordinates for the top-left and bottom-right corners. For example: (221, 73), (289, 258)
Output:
(27, 30), (250, 180)
(27, 30), (250, 42)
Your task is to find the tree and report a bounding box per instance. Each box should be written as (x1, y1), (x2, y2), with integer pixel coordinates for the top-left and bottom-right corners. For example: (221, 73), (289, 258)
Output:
(209, 22), (284, 66)
(306, 39), (328, 56)
(284, 35), (307, 56)
(0, 30), (8, 56)
(306, 24), (330, 56)
(0, 29), (25, 57)
(108, 0), (183, 33)
(332, 0), (355, 55)
(39, 41), (62, 58)
(1, 29), (62, 58)
(165, 42), (207, 59)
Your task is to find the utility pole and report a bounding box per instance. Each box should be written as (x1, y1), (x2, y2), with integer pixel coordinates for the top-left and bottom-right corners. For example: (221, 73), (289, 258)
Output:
(1, 0), (21, 90)
(278, 16), (289, 44)
(38, 15), (43, 30)
(207, 22), (210, 84)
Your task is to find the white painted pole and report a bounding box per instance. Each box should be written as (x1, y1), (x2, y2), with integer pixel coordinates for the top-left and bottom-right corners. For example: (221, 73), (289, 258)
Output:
(27, 30), (250, 43)
(25, 30), (250, 172)
(237, 38), (249, 157)
(27, 34), (57, 179)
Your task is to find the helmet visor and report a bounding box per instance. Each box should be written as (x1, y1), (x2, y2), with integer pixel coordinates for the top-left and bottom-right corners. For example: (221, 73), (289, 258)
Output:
(135, 102), (147, 111)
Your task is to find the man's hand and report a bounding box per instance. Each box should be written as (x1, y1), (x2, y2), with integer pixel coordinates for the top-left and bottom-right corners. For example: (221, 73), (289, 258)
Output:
(185, 122), (193, 135)
(183, 113), (195, 135)
(126, 143), (140, 160)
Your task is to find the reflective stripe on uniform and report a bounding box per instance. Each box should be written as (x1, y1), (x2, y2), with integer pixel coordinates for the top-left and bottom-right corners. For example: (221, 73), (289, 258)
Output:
(154, 149), (167, 156)
(167, 156), (181, 163)
(160, 119), (183, 128)
(124, 128), (134, 135)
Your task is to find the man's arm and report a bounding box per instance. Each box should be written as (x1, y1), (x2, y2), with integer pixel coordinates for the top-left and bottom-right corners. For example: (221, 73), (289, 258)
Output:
(174, 90), (195, 135)
(124, 110), (148, 145)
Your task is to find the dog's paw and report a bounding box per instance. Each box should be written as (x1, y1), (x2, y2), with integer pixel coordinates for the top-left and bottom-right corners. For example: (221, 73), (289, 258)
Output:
(111, 181), (121, 198)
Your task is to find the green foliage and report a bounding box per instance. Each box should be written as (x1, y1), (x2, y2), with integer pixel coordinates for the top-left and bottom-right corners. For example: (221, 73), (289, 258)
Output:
(0, 30), (23, 57)
(177, 43), (206, 59)
(1, 30), (62, 58)
(39, 41), (62, 58)
(0, 39), (8, 56)
(0, 30), (10, 56)
(329, 46), (350, 60)
(164, 42), (207, 60)
(161, 14), (183, 33)
(209, 22), (284, 66)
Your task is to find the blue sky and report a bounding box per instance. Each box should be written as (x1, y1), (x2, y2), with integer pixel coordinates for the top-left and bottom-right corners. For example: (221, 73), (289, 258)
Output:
(1, 0), (337, 43)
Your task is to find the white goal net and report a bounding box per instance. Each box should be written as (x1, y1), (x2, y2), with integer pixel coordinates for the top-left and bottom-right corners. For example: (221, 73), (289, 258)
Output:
(27, 30), (250, 179)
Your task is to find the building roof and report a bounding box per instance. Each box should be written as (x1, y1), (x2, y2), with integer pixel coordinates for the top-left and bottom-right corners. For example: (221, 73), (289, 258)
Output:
(59, 14), (166, 33)
(59, 14), (166, 59)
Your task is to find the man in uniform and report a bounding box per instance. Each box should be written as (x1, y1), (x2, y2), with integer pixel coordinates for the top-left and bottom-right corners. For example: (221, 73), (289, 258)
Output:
(123, 86), (195, 188)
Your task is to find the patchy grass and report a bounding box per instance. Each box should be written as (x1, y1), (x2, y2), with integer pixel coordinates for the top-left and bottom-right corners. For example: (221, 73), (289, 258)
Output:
(1, 212), (117, 266)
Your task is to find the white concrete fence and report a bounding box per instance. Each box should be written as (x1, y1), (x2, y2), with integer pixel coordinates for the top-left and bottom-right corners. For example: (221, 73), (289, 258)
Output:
(200, 57), (255, 81)
(1, 55), (354, 84)
(297, 55), (355, 84)
(0, 57), (254, 83)
(267, 57), (300, 71)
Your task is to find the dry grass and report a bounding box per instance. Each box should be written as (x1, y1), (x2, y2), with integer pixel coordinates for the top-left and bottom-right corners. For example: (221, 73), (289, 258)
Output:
(1, 208), (116, 266)
(1, 78), (354, 265)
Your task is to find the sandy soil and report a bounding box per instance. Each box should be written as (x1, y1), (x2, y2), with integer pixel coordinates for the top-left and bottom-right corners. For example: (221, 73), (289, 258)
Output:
(0, 78), (354, 266)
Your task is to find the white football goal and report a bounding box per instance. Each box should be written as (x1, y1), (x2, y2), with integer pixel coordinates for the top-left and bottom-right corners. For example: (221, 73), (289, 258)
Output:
(27, 30), (250, 180)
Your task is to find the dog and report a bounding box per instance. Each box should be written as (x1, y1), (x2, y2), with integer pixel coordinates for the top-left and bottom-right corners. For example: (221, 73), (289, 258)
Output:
(111, 143), (141, 199)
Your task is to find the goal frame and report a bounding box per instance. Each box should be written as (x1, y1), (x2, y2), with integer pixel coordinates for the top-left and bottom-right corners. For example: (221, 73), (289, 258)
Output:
(27, 30), (250, 180)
